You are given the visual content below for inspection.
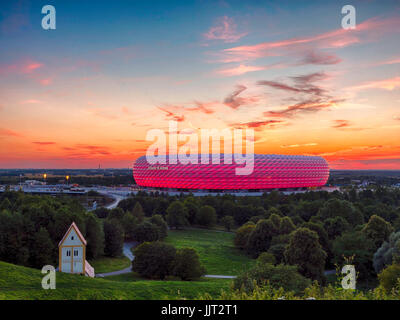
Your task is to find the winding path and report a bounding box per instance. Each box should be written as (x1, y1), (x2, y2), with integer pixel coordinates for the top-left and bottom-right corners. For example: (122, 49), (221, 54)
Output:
(95, 242), (137, 278)
(93, 194), (334, 279)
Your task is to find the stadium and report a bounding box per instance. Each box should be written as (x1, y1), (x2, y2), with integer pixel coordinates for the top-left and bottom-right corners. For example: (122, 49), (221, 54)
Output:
(133, 154), (330, 191)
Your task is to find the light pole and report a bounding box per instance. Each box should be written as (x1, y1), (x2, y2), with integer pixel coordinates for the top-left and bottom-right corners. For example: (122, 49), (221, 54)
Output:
(66, 175), (70, 186)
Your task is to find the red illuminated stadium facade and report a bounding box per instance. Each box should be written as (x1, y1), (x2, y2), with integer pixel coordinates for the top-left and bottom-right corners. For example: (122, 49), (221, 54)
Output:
(133, 154), (330, 191)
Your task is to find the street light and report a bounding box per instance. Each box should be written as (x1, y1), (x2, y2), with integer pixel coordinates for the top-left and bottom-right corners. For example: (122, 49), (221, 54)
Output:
(66, 175), (70, 185)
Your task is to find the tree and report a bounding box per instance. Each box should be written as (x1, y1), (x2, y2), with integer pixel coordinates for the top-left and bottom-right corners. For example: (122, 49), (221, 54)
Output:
(256, 252), (276, 266)
(197, 205), (217, 228)
(171, 248), (206, 280)
(133, 221), (160, 243)
(184, 197), (199, 224)
(323, 216), (350, 240)
(234, 223), (255, 250)
(121, 211), (137, 240)
(318, 198), (363, 227)
(30, 227), (54, 268)
(279, 216), (296, 235)
(0, 198), (12, 211)
(132, 242), (176, 279)
(93, 207), (110, 219)
(246, 219), (275, 257)
(373, 231), (400, 273)
(221, 216), (235, 231)
(166, 201), (188, 229)
(233, 263), (311, 294)
(150, 214), (168, 240)
(103, 220), (124, 257)
(284, 228), (326, 282)
(132, 202), (145, 223)
(107, 207), (125, 221)
(362, 215), (393, 250)
(332, 231), (375, 279)
(303, 222), (331, 266)
(85, 215), (104, 259)
(378, 264), (400, 293)
(268, 243), (287, 264)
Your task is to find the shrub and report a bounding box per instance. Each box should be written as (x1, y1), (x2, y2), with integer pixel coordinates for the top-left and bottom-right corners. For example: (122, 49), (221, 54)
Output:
(132, 242), (176, 279)
(171, 248), (206, 280)
(268, 243), (287, 264)
(257, 252), (276, 266)
(378, 264), (400, 293)
(233, 263), (311, 294)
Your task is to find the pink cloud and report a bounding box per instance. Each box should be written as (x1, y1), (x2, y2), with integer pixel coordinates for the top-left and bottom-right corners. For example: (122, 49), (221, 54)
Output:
(0, 59), (43, 76)
(203, 16), (247, 43)
(219, 16), (400, 63)
(39, 78), (52, 86)
(21, 99), (42, 104)
(215, 64), (268, 76)
(352, 76), (400, 91)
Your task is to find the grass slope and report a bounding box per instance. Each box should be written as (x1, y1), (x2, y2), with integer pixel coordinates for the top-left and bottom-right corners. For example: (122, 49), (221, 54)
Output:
(89, 256), (131, 273)
(165, 228), (255, 275)
(0, 261), (231, 300)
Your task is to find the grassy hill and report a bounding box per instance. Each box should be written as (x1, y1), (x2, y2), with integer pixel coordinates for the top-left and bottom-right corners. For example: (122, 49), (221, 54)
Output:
(0, 261), (231, 300)
(165, 228), (255, 275)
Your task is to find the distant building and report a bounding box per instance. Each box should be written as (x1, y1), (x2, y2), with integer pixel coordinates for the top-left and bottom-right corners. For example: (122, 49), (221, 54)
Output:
(133, 154), (330, 190)
(24, 180), (45, 186)
(58, 222), (95, 277)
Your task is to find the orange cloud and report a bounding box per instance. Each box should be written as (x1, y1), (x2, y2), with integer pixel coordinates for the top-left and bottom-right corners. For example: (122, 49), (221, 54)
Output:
(0, 128), (23, 137)
(32, 141), (56, 146)
(230, 119), (287, 131)
(157, 106), (185, 122)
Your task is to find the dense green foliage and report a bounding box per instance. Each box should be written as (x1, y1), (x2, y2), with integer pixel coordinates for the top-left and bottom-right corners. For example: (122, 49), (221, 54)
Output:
(284, 228), (327, 283)
(103, 220), (124, 257)
(197, 205), (217, 227)
(132, 242), (177, 279)
(378, 264), (400, 293)
(171, 248), (206, 280)
(233, 262), (311, 294)
(373, 231), (400, 273)
(0, 191), (104, 268)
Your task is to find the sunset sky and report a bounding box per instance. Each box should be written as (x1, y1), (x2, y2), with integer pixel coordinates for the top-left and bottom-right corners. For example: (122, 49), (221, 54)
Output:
(0, 0), (400, 169)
